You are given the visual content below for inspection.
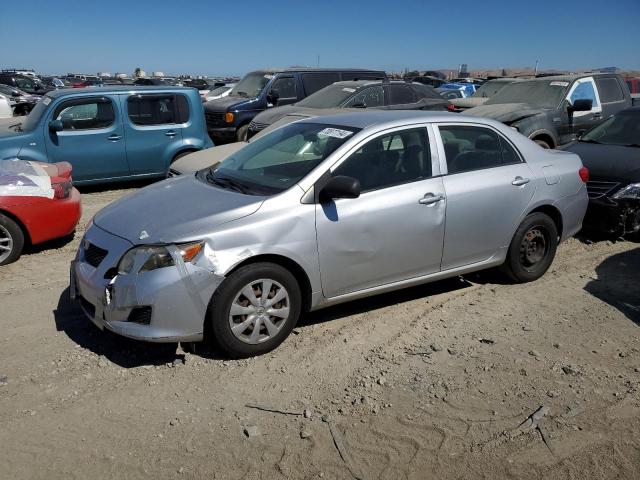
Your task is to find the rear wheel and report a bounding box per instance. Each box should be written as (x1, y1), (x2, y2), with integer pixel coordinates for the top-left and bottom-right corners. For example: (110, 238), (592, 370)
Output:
(236, 125), (249, 142)
(208, 262), (301, 358)
(533, 138), (551, 149)
(0, 214), (25, 266)
(501, 213), (558, 283)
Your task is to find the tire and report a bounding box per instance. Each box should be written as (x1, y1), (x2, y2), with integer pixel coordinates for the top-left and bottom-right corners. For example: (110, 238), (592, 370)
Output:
(533, 138), (551, 149)
(0, 214), (25, 266)
(208, 262), (302, 358)
(501, 213), (558, 283)
(236, 125), (249, 142)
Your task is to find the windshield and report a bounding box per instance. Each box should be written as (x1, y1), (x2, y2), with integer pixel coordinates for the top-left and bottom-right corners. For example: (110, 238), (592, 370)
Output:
(230, 72), (271, 98)
(485, 80), (569, 108)
(198, 122), (360, 194)
(296, 84), (358, 108)
(21, 96), (51, 132)
(472, 80), (513, 98)
(581, 110), (640, 146)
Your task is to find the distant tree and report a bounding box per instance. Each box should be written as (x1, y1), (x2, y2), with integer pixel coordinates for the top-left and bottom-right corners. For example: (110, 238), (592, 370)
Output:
(405, 70), (421, 78)
(133, 67), (143, 78)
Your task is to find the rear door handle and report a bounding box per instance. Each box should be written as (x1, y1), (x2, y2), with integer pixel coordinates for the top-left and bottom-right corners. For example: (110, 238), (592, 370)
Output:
(419, 193), (444, 205)
(165, 130), (176, 137)
(107, 134), (121, 141)
(512, 176), (530, 186)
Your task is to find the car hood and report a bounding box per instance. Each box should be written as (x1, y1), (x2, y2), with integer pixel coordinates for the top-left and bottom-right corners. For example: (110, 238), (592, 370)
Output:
(253, 105), (313, 125)
(561, 141), (640, 183)
(450, 97), (488, 109)
(465, 103), (548, 123)
(171, 143), (247, 174)
(204, 95), (259, 112)
(94, 175), (265, 244)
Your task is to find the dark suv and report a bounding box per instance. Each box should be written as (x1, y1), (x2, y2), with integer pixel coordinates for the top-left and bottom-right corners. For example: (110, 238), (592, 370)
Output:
(0, 72), (51, 95)
(203, 68), (386, 143)
(466, 73), (632, 148)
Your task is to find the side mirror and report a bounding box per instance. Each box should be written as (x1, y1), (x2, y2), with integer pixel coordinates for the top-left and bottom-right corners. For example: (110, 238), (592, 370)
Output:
(11, 90), (21, 97)
(568, 98), (592, 113)
(319, 175), (361, 202)
(49, 120), (64, 133)
(266, 89), (280, 105)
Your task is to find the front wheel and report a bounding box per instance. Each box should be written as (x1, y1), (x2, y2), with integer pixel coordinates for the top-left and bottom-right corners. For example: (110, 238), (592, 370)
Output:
(208, 262), (301, 358)
(501, 213), (558, 283)
(0, 214), (25, 266)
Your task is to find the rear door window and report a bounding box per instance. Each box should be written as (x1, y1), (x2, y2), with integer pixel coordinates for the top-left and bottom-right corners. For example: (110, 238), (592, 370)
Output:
(343, 86), (384, 108)
(440, 125), (519, 174)
(127, 94), (188, 125)
(595, 77), (625, 103)
(53, 98), (115, 130)
(301, 73), (340, 96)
(387, 85), (417, 105)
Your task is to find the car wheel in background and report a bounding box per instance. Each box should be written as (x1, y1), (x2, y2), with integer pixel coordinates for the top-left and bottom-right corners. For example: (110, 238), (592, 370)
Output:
(0, 214), (25, 266)
(236, 125), (249, 142)
(533, 138), (551, 149)
(208, 262), (301, 358)
(501, 212), (558, 283)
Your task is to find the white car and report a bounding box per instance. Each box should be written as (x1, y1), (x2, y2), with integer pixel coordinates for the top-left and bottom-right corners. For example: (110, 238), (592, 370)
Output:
(0, 94), (12, 118)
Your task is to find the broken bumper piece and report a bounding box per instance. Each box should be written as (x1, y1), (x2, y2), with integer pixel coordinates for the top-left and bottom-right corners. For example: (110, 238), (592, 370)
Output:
(71, 225), (224, 343)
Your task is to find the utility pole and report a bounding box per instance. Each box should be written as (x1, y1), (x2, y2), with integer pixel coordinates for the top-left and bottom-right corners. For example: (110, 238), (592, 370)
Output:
(534, 59), (539, 75)
(317, 55), (320, 68)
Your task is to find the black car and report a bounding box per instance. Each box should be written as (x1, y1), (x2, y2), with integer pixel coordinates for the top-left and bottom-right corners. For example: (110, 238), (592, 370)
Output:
(133, 78), (167, 86)
(562, 107), (640, 235)
(466, 73), (632, 148)
(204, 68), (387, 143)
(0, 72), (50, 95)
(247, 80), (449, 137)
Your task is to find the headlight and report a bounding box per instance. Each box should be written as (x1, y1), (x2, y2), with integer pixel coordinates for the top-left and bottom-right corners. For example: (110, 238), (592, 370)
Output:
(612, 183), (640, 200)
(117, 241), (204, 274)
(225, 112), (234, 123)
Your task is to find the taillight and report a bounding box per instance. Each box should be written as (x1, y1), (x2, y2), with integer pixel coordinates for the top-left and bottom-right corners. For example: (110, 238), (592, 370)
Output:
(579, 166), (589, 183)
(53, 180), (72, 199)
(447, 104), (456, 112)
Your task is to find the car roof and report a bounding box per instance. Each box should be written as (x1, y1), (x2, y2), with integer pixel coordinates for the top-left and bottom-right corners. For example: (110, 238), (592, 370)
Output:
(248, 68), (385, 75)
(44, 85), (197, 99)
(520, 73), (619, 83)
(297, 110), (484, 130)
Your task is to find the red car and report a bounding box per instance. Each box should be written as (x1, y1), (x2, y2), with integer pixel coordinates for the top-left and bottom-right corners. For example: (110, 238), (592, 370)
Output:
(0, 160), (81, 265)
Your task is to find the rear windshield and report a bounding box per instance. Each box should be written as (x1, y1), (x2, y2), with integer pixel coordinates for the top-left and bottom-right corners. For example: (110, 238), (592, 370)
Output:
(581, 110), (640, 146)
(485, 80), (569, 108)
(296, 84), (359, 108)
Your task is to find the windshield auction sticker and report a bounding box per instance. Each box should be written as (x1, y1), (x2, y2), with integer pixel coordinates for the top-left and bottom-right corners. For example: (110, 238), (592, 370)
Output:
(318, 128), (354, 139)
(550, 81), (569, 87)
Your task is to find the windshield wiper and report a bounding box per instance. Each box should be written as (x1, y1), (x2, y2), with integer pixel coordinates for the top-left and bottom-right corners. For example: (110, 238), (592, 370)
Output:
(579, 138), (601, 144)
(8, 123), (22, 132)
(205, 170), (252, 194)
(623, 143), (640, 148)
(235, 91), (248, 97)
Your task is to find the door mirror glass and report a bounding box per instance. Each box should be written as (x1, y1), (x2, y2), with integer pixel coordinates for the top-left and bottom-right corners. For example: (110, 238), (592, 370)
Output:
(49, 119), (64, 132)
(320, 175), (361, 202)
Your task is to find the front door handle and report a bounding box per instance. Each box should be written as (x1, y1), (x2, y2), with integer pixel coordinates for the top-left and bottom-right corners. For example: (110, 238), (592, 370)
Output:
(419, 193), (444, 205)
(512, 176), (530, 186)
(165, 130), (176, 137)
(107, 134), (121, 141)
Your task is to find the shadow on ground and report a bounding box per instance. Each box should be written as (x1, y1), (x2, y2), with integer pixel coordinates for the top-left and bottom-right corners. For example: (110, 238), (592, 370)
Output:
(54, 286), (183, 368)
(585, 247), (640, 326)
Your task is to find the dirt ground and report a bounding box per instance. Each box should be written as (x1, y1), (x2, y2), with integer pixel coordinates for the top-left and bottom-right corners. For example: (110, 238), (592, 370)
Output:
(0, 184), (639, 480)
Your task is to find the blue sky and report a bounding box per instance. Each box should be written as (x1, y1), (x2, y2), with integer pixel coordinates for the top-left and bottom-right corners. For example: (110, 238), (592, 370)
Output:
(1, 0), (638, 76)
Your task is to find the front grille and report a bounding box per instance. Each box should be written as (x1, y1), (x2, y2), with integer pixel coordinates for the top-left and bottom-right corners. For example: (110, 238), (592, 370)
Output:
(586, 181), (620, 199)
(84, 243), (108, 268)
(79, 296), (96, 318)
(205, 112), (226, 128)
(128, 306), (152, 325)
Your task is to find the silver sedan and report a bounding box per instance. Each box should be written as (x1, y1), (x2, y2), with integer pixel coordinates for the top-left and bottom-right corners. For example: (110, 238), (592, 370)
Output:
(71, 111), (588, 357)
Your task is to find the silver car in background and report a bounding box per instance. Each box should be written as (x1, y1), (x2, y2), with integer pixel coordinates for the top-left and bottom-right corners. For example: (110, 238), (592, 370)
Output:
(71, 111), (588, 358)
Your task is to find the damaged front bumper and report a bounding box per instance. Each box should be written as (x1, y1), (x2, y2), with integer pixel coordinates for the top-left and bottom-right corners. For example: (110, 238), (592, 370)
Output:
(70, 225), (224, 343)
(583, 197), (640, 236)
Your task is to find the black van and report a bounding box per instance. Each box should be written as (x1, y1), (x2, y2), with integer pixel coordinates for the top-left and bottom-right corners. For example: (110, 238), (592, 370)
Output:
(203, 68), (387, 143)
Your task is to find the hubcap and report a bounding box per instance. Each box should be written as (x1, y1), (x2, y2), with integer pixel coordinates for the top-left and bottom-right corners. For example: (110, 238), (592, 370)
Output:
(519, 227), (547, 268)
(0, 225), (14, 264)
(228, 278), (290, 344)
